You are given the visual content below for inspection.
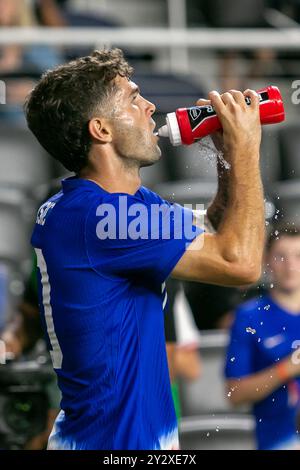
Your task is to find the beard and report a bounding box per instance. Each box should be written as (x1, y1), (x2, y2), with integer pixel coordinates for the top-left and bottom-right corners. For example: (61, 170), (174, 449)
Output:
(112, 121), (161, 168)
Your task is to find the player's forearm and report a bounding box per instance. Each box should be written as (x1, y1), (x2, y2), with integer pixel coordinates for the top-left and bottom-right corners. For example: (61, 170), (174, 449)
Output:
(227, 365), (283, 405)
(227, 355), (300, 406)
(206, 159), (229, 230)
(216, 150), (265, 277)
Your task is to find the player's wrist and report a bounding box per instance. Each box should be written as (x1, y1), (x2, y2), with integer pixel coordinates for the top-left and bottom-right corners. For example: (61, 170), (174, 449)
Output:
(275, 358), (293, 383)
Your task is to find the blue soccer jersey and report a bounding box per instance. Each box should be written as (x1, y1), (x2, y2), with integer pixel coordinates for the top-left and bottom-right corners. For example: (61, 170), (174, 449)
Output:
(225, 295), (300, 450)
(31, 176), (203, 450)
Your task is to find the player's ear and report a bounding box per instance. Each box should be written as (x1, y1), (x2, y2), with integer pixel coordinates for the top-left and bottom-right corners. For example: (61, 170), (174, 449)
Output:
(88, 117), (113, 144)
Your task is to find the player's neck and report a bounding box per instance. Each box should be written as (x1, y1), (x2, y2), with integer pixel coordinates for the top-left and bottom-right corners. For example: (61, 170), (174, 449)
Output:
(270, 288), (300, 315)
(79, 149), (141, 195)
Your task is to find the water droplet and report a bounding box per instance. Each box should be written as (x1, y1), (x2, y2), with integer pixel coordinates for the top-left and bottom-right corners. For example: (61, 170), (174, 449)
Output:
(227, 391), (232, 397)
(206, 432), (210, 437)
(264, 304), (270, 311)
(246, 327), (256, 335)
(259, 418), (262, 423)
(260, 321), (264, 325)
(258, 338), (261, 343)
(270, 283), (274, 289)
(216, 427), (220, 432)
(230, 357), (235, 362)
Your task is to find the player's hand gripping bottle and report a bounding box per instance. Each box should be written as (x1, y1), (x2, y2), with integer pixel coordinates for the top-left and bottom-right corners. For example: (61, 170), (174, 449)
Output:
(157, 86), (285, 146)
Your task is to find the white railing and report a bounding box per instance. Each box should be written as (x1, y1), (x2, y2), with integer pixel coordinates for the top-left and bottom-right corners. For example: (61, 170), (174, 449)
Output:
(0, 27), (300, 49)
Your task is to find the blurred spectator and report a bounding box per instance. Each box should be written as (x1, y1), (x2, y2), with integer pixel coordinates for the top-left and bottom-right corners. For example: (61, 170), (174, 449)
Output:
(164, 280), (182, 421)
(0, 0), (64, 125)
(1, 251), (42, 357)
(0, 181), (62, 449)
(34, 0), (67, 27)
(0, 250), (60, 450)
(38, 0), (153, 65)
(165, 279), (202, 421)
(0, 178), (63, 356)
(225, 224), (300, 450)
(0, 0), (63, 73)
(169, 280), (202, 381)
(0, 0), (35, 72)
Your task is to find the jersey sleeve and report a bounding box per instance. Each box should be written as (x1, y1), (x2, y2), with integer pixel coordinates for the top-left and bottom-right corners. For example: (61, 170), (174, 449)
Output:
(85, 191), (203, 283)
(224, 307), (255, 379)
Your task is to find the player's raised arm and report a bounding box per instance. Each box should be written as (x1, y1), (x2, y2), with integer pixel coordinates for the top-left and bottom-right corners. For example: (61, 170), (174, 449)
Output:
(172, 89), (265, 287)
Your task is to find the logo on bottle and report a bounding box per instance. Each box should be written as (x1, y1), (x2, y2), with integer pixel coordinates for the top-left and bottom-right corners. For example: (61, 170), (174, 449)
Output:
(188, 105), (216, 132)
(189, 107), (202, 121)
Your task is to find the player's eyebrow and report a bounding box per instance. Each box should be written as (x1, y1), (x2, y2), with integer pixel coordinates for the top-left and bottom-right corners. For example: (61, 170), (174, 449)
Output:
(129, 85), (140, 97)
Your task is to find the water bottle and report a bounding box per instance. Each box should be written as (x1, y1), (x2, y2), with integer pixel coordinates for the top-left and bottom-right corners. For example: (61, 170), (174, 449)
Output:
(157, 86), (285, 146)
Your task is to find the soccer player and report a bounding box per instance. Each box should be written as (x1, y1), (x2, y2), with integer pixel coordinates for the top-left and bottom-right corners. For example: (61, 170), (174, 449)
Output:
(225, 225), (300, 450)
(24, 48), (264, 450)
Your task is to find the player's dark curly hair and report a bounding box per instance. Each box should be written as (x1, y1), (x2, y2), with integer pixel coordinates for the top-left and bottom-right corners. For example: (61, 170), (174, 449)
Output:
(24, 48), (133, 172)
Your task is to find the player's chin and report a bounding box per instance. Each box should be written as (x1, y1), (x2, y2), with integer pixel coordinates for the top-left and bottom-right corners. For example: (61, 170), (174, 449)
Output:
(140, 147), (161, 168)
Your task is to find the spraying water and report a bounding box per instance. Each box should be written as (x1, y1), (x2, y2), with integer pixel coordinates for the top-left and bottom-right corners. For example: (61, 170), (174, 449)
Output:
(197, 136), (231, 171)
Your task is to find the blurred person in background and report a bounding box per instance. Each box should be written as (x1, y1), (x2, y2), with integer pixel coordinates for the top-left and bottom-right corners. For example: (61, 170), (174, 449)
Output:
(0, 0), (147, 126)
(0, 0), (64, 125)
(0, 181), (64, 449)
(171, 281), (202, 382)
(165, 279), (202, 423)
(34, 0), (67, 27)
(0, 0), (64, 74)
(225, 225), (300, 450)
(0, 251), (60, 450)
(2, 252), (44, 358)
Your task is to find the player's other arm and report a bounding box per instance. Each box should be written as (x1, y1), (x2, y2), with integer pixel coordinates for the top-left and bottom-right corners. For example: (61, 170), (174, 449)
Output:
(226, 353), (300, 406)
(172, 89), (265, 287)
